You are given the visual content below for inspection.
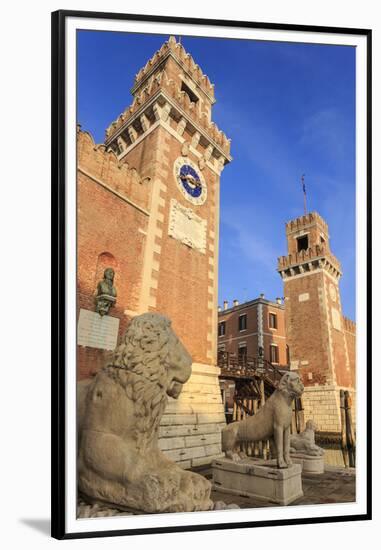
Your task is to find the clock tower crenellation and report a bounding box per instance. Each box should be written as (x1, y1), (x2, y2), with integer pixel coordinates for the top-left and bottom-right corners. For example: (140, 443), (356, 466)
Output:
(81, 35), (233, 466)
(105, 36), (231, 171)
(277, 212), (355, 434)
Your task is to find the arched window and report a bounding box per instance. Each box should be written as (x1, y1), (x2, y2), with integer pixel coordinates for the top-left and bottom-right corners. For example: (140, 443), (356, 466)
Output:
(94, 252), (118, 291)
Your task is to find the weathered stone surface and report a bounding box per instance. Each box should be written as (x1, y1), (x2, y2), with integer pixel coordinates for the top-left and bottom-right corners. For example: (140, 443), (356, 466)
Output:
(213, 501), (240, 510)
(158, 422), (225, 438)
(77, 309), (119, 350)
(78, 313), (213, 514)
(212, 457), (303, 506)
(221, 372), (304, 468)
(290, 419), (324, 456)
(290, 453), (325, 474)
(77, 500), (132, 518)
(168, 198), (207, 252)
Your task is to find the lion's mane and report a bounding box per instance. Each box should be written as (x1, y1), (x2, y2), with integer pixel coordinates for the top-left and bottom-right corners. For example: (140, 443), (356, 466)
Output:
(101, 313), (174, 446)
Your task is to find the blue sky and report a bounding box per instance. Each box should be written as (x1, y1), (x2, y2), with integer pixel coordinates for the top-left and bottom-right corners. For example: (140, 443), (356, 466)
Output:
(77, 31), (356, 320)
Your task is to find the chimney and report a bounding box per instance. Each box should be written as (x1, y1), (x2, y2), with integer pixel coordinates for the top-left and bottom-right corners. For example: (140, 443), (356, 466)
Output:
(218, 305), (222, 312)
(276, 297), (282, 305)
(223, 300), (228, 311)
(259, 293), (265, 299)
(233, 299), (239, 307)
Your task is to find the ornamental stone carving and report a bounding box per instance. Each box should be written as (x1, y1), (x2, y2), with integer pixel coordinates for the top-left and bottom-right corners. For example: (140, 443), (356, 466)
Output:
(290, 420), (324, 456)
(221, 372), (305, 468)
(168, 199), (207, 253)
(78, 313), (213, 513)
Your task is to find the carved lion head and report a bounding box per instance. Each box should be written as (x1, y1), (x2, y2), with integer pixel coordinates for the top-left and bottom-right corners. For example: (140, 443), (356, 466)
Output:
(104, 313), (192, 442)
(111, 312), (192, 398)
(278, 372), (304, 398)
(305, 419), (318, 432)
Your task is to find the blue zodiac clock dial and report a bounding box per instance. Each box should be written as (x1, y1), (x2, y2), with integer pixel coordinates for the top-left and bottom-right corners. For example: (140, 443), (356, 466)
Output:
(173, 157), (207, 206)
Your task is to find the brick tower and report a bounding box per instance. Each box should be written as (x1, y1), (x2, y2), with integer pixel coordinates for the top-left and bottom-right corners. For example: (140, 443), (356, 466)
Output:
(277, 212), (356, 433)
(77, 36), (232, 467)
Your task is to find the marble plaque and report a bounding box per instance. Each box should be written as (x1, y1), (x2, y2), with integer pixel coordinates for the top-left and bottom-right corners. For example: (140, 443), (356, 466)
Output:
(168, 199), (207, 254)
(331, 307), (342, 331)
(77, 308), (120, 350)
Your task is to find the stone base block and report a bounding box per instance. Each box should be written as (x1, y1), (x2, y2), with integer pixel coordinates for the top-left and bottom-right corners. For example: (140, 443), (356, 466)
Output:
(290, 453), (325, 474)
(159, 363), (225, 467)
(212, 457), (303, 506)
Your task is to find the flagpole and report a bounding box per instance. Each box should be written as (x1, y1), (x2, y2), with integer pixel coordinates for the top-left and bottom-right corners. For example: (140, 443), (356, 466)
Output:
(301, 174), (307, 215)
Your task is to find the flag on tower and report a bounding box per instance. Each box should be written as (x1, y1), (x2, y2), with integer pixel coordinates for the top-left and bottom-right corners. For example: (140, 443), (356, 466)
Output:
(301, 174), (307, 215)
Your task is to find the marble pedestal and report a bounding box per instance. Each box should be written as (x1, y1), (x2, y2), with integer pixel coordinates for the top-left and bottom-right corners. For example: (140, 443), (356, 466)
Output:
(212, 457), (303, 506)
(290, 453), (325, 474)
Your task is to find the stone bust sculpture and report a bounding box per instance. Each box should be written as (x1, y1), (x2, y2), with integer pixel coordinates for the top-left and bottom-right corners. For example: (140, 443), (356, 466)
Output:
(95, 267), (117, 316)
(290, 419), (324, 456)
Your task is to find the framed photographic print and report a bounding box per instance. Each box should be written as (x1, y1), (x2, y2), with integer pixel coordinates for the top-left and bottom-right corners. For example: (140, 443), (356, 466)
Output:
(51, 9), (372, 540)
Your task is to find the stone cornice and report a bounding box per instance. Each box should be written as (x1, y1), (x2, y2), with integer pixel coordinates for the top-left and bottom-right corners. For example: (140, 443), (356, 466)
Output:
(105, 67), (230, 156)
(278, 244), (341, 274)
(278, 259), (342, 282)
(106, 90), (232, 164)
(131, 49), (216, 105)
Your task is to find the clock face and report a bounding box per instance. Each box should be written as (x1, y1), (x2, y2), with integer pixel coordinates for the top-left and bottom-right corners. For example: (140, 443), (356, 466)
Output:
(174, 157), (207, 205)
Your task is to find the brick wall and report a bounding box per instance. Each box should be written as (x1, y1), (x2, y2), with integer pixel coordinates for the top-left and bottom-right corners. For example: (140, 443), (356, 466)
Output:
(77, 130), (150, 379)
(76, 35), (232, 465)
(284, 272), (332, 385)
(218, 299), (288, 366)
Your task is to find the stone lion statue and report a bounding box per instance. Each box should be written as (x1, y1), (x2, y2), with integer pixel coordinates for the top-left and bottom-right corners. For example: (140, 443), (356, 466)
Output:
(290, 419), (324, 456)
(221, 372), (304, 468)
(78, 312), (213, 514)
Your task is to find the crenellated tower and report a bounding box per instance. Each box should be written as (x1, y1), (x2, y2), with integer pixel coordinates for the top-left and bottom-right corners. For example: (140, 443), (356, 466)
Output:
(105, 35), (231, 169)
(277, 212), (355, 433)
(77, 36), (232, 467)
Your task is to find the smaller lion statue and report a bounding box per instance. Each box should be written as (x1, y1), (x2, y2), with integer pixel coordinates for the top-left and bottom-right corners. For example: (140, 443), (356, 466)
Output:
(78, 312), (213, 514)
(290, 419), (324, 456)
(221, 372), (304, 468)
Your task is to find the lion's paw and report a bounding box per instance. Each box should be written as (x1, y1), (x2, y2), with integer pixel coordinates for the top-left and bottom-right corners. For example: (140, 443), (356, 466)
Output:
(178, 470), (212, 511)
(225, 451), (241, 462)
(139, 467), (212, 513)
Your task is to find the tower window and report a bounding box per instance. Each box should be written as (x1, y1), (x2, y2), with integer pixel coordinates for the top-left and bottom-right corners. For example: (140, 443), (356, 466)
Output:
(270, 344), (279, 364)
(218, 321), (226, 337)
(297, 235), (309, 252)
(269, 312), (277, 329)
(238, 314), (247, 331)
(181, 81), (199, 103)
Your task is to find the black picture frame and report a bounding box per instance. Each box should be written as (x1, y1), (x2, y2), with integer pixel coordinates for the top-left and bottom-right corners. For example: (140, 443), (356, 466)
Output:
(51, 9), (372, 540)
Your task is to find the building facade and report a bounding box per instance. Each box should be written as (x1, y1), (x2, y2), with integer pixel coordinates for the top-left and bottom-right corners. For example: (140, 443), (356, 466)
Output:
(277, 212), (356, 432)
(77, 36), (232, 467)
(217, 296), (289, 367)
